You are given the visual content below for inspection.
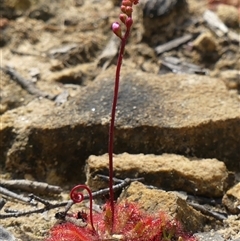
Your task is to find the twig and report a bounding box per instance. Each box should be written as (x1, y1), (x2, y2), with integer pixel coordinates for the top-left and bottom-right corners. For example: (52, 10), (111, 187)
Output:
(97, 35), (119, 70)
(188, 202), (227, 221)
(1, 201), (69, 218)
(1, 66), (56, 100)
(0, 186), (37, 206)
(28, 194), (55, 206)
(93, 178), (143, 197)
(10, 49), (44, 57)
(203, 10), (228, 37)
(97, 174), (144, 184)
(203, 10), (239, 43)
(187, 194), (221, 206)
(160, 56), (208, 75)
(0, 179), (62, 195)
(0, 178), (139, 219)
(155, 34), (193, 55)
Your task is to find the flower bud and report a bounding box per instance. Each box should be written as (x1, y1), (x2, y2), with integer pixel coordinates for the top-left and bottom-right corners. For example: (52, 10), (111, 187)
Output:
(122, 0), (132, 7)
(125, 6), (133, 17)
(125, 17), (133, 28)
(119, 13), (127, 24)
(121, 5), (126, 14)
(111, 22), (122, 39)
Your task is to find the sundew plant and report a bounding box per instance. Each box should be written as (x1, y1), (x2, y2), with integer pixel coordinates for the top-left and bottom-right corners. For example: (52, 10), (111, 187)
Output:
(45, 1), (198, 240)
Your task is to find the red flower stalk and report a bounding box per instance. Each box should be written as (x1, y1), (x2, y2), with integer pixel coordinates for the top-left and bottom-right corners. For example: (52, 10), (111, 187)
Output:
(109, 0), (138, 229)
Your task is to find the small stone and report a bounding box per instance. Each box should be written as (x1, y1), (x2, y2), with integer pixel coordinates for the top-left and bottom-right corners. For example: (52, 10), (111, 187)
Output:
(0, 226), (16, 241)
(217, 4), (239, 28)
(194, 232), (224, 241)
(193, 32), (218, 53)
(141, 0), (189, 44)
(219, 70), (240, 90)
(0, 103), (8, 114)
(49, 65), (83, 84)
(24, 173), (35, 181)
(28, 5), (54, 22)
(86, 153), (233, 197)
(222, 182), (240, 214)
(119, 181), (207, 233)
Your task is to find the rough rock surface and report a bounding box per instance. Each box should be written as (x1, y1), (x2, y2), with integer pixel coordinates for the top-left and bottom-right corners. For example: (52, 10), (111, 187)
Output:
(141, 0), (189, 45)
(219, 70), (240, 90)
(193, 32), (218, 53)
(1, 67), (240, 184)
(195, 232), (224, 241)
(86, 152), (233, 197)
(216, 4), (239, 28)
(222, 183), (240, 214)
(118, 181), (207, 233)
(0, 226), (16, 241)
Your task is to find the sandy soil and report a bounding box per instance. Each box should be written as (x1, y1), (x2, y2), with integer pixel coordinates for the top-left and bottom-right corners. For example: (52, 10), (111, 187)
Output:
(0, 0), (239, 240)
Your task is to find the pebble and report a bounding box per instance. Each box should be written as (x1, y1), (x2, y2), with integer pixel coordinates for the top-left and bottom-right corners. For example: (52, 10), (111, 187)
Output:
(0, 226), (16, 241)
(222, 183), (240, 214)
(193, 32), (218, 53)
(217, 4), (239, 28)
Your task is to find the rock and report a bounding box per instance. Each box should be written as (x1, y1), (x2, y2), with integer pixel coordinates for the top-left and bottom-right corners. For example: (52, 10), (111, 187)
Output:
(194, 232), (224, 241)
(46, 37), (101, 67)
(1, 68), (240, 183)
(0, 226), (16, 241)
(219, 69), (240, 90)
(217, 214), (240, 240)
(141, 0), (189, 44)
(1, 0), (32, 20)
(119, 181), (207, 233)
(216, 4), (239, 28)
(193, 32), (218, 53)
(28, 5), (54, 22)
(48, 64), (86, 85)
(0, 69), (35, 114)
(47, 62), (94, 86)
(85, 153), (233, 197)
(222, 182), (240, 214)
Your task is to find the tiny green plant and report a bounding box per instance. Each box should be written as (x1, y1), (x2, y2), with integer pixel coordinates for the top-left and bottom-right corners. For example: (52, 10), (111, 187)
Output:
(45, 1), (198, 240)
